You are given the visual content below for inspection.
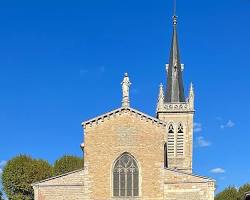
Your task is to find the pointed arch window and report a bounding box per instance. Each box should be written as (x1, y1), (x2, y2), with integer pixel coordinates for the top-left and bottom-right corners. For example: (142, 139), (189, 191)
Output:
(164, 143), (168, 168)
(167, 123), (175, 157)
(113, 153), (139, 197)
(177, 123), (184, 156)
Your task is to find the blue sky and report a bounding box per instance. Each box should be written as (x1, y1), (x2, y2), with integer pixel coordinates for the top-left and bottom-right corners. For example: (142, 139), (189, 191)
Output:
(0, 0), (250, 195)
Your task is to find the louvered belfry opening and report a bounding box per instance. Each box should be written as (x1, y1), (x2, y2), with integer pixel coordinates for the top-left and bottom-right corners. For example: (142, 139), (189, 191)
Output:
(167, 124), (175, 156)
(177, 123), (184, 156)
(113, 153), (139, 197)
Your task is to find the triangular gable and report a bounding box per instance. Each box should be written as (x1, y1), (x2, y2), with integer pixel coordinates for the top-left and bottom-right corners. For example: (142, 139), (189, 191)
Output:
(82, 107), (167, 128)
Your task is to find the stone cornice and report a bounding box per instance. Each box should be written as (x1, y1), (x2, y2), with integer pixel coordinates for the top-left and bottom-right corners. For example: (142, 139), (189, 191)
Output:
(158, 102), (195, 113)
(82, 107), (167, 129)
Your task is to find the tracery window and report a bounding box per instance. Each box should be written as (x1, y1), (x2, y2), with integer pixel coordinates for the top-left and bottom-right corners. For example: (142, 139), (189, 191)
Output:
(167, 123), (175, 157)
(177, 123), (184, 156)
(113, 153), (139, 197)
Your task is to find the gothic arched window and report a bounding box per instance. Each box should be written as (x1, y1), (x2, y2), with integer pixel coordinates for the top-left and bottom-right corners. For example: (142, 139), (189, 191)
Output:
(168, 123), (175, 157)
(164, 143), (168, 168)
(113, 153), (139, 197)
(177, 123), (184, 156)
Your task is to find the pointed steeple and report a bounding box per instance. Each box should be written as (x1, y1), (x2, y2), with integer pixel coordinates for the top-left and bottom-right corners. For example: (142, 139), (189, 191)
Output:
(165, 15), (185, 103)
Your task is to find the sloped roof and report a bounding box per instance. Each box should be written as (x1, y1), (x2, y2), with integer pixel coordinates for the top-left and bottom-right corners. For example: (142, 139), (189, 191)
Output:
(32, 168), (84, 186)
(165, 168), (215, 183)
(82, 107), (167, 127)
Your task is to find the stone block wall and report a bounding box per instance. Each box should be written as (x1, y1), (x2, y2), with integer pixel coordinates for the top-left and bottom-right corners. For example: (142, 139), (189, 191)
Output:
(83, 109), (167, 200)
(164, 169), (215, 200)
(33, 169), (90, 200)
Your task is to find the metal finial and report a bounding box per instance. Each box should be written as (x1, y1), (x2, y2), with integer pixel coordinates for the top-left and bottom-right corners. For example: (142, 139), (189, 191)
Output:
(173, 15), (177, 25)
(173, 0), (177, 16)
(173, 0), (177, 25)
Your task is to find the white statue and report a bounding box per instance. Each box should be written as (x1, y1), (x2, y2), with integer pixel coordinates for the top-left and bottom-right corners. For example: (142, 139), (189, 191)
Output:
(121, 73), (131, 107)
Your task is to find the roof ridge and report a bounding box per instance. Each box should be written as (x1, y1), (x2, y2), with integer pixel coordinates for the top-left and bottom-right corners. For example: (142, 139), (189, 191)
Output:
(82, 107), (167, 127)
(32, 168), (84, 186)
(165, 168), (215, 182)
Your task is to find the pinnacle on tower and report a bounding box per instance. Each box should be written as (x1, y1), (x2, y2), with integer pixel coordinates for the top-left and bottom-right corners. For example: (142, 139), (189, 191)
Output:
(157, 83), (165, 111)
(188, 82), (195, 109)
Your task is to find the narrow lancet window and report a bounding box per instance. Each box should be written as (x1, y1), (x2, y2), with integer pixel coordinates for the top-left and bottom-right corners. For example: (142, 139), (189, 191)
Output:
(113, 153), (139, 197)
(164, 143), (168, 168)
(177, 123), (184, 156)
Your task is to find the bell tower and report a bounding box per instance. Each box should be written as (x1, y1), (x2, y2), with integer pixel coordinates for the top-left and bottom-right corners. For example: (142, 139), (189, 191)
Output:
(156, 14), (195, 173)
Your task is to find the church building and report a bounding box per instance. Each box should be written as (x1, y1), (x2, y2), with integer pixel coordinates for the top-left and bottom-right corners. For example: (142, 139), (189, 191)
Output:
(32, 11), (215, 200)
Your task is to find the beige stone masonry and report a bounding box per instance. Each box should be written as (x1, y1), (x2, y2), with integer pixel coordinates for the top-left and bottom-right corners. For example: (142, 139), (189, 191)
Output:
(33, 107), (215, 200)
(164, 169), (215, 200)
(32, 169), (90, 200)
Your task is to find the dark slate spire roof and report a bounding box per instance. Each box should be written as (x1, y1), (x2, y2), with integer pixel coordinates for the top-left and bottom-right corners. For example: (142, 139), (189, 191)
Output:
(165, 16), (185, 103)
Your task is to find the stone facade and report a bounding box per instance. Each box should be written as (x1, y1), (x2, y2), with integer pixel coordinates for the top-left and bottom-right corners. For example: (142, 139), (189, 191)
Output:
(33, 107), (215, 200)
(157, 107), (194, 173)
(83, 108), (166, 200)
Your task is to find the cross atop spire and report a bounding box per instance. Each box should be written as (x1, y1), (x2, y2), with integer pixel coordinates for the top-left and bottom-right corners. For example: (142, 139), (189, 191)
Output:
(165, 13), (185, 103)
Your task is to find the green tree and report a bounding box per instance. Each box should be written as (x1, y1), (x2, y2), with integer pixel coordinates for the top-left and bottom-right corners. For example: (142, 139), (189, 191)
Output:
(215, 186), (238, 200)
(238, 183), (250, 200)
(0, 191), (4, 200)
(54, 155), (83, 176)
(2, 155), (53, 200)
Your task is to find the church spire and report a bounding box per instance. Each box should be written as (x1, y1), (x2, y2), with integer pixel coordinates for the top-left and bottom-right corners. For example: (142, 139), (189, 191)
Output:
(165, 13), (185, 102)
